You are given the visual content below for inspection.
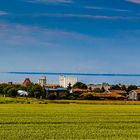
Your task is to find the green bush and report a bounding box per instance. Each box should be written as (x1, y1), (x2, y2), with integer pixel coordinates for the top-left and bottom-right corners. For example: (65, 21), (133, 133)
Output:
(47, 94), (57, 100)
(73, 82), (87, 89)
(7, 88), (17, 97)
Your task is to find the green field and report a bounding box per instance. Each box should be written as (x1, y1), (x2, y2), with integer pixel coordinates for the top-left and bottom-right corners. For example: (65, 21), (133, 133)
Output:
(0, 104), (140, 140)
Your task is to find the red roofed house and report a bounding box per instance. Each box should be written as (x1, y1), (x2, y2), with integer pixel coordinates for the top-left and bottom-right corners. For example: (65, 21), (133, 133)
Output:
(23, 78), (31, 87)
(80, 91), (126, 100)
(93, 92), (125, 100)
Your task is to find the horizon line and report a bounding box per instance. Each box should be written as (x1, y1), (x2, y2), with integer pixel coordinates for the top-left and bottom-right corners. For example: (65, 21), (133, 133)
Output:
(3, 72), (140, 77)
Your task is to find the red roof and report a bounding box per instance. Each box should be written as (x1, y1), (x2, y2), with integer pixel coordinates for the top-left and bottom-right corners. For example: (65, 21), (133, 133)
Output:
(110, 90), (127, 93)
(94, 93), (125, 98)
(23, 78), (31, 86)
(80, 92), (125, 99)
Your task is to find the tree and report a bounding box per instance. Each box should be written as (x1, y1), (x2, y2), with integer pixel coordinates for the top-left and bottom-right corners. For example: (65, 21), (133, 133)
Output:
(67, 83), (72, 90)
(47, 94), (57, 100)
(93, 88), (102, 93)
(127, 85), (138, 92)
(27, 84), (46, 98)
(73, 82), (87, 89)
(80, 94), (100, 100)
(3, 86), (13, 95)
(110, 84), (121, 90)
(121, 85), (127, 91)
(101, 87), (106, 92)
(34, 91), (41, 98)
(7, 88), (17, 97)
(0, 84), (8, 95)
(27, 83), (35, 97)
(88, 87), (92, 91)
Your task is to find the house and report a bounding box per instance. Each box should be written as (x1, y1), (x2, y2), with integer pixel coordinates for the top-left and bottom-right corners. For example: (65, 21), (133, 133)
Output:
(110, 90), (127, 95)
(128, 89), (140, 100)
(93, 92), (126, 100)
(87, 84), (110, 91)
(46, 84), (60, 88)
(23, 78), (31, 87)
(80, 91), (126, 100)
(45, 87), (68, 98)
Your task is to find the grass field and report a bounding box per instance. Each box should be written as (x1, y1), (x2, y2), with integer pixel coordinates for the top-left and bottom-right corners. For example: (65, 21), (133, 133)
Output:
(0, 104), (140, 140)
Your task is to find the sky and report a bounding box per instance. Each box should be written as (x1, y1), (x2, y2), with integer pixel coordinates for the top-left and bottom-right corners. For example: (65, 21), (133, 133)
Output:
(0, 0), (140, 84)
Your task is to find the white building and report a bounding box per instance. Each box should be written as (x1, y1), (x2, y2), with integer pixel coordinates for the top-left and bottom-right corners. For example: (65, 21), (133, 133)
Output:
(128, 90), (140, 100)
(38, 76), (47, 87)
(59, 75), (78, 88)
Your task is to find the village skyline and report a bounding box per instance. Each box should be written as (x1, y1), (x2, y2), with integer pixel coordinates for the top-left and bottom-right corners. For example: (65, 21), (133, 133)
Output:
(0, 0), (140, 84)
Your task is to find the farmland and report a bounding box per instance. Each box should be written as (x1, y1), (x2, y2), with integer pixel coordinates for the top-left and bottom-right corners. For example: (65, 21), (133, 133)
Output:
(0, 104), (140, 140)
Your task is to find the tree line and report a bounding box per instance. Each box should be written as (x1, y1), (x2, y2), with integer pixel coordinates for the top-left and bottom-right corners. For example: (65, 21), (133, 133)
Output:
(0, 83), (46, 98)
(0, 82), (139, 100)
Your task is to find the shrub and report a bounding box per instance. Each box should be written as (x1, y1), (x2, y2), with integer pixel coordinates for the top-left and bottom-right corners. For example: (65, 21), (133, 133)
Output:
(80, 94), (99, 100)
(7, 88), (17, 97)
(47, 94), (57, 100)
(73, 82), (87, 89)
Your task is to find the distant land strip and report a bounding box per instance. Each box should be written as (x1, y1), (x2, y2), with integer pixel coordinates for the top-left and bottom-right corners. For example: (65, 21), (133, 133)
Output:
(3, 72), (140, 77)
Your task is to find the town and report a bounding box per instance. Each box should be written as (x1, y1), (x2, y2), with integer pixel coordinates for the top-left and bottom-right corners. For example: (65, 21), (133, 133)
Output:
(0, 75), (140, 101)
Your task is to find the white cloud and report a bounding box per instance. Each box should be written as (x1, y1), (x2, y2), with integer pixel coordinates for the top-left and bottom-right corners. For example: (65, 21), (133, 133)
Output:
(0, 22), (95, 47)
(85, 6), (131, 12)
(31, 13), (140, 20)
(126, 0), (140, 4)
(26, 0), (73, 4)
(0, 11), (8, 16)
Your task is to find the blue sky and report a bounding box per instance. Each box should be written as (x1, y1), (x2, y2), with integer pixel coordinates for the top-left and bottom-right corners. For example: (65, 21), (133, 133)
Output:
(0, 0), (140, 84)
